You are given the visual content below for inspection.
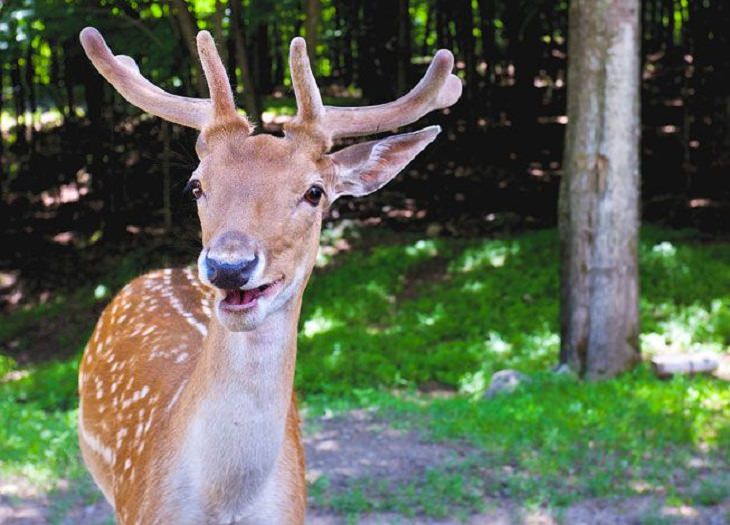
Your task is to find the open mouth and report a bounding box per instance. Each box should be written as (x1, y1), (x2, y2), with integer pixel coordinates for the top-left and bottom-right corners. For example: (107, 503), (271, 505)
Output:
(220, 278), (283, 312)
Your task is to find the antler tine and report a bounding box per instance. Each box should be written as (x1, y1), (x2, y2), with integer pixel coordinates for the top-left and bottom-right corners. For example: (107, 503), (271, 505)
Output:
(288, 37), (324, 124)
(79, 27), (211, 130)
(323, 50), (462, 139)
(196, 31), (248, 131)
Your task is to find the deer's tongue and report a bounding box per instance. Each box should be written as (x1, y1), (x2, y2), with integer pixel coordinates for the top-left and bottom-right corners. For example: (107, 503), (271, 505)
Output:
(224, 289), (258, 306)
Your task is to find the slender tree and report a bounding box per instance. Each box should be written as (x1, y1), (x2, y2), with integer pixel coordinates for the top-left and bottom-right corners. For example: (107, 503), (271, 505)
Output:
(171, 0), (207, 96)
(211, 0), (227, 66)
(229, 0), (262, 122)
(396, 0), (410, 95)
(559, 0), (641, 378)
(305, 0), (321, 71)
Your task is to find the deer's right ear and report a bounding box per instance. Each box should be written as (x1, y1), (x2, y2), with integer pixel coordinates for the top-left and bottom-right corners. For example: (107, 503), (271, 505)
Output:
(329, 126), (441, 200)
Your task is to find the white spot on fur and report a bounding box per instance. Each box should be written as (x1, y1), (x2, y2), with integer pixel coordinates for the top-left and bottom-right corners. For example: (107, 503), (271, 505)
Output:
(166, 380), (188, 413)
(78, 400), (114, 465)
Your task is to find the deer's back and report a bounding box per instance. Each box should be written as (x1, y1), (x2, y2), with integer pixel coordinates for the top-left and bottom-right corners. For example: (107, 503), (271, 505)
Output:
(78, 267), (213, 510)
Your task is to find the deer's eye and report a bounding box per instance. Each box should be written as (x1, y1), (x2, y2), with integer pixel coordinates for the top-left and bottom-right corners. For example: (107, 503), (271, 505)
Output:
(303, 185), (324, 206)
(185, 179), (204, 200)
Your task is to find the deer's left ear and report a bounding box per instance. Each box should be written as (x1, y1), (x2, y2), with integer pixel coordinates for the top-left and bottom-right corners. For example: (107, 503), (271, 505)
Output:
(329, 125), (441, 199)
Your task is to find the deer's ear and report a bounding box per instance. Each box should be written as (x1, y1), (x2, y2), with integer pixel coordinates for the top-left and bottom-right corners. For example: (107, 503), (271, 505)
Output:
(329, 126), (441, 199)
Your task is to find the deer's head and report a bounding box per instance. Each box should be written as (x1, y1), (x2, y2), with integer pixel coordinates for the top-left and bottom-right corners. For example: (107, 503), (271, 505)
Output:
(80, 28), (461, 332)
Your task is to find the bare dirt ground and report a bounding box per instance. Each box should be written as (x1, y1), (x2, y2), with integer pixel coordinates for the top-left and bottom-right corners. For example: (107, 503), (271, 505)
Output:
(1, 409), (728, 525)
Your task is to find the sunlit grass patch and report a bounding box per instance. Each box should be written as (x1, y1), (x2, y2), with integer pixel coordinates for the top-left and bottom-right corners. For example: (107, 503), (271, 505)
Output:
(298, 227), (729, 396)
(380, 367), (730, 505)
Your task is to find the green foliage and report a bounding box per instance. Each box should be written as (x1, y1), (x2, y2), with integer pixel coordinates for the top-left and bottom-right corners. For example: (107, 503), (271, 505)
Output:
(0, 398), (81, 484)
(297, 230), (561, 396)
(689, 475), (730, 506)
(298, 228), (730, 396)
(0, 226), (728, 515)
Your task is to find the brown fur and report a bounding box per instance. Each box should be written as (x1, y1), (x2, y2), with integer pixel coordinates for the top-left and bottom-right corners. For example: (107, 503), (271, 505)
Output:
(78, 26), (460, 525)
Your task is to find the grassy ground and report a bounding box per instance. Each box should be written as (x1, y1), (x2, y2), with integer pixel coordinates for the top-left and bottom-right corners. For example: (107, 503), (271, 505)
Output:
(1, 226), (729, 522)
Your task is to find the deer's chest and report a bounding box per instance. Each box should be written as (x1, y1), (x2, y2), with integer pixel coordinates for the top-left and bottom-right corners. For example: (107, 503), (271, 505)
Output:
(164, 384), (288, 523)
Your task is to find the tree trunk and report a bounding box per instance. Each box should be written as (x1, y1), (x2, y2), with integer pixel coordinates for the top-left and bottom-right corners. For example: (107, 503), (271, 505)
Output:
(61, 40), (76, 121)
(272, 23), (285, 87)
(396, 0), (410, 95)
(340, 0), (355, 85)
(25, 42), (38, 148)
(476, 0), (497, 115)
(358, 0), (398, 103)
(454, 0), (475, 108)
(171, 0), (207, 97)
(229, 0), (261, 123)
(435, 0), (453, 51)
(211, 0), (227, 66)
(253, 22), (273, 94)
(161, 121), (172, 231)
(11, 55), (28, 151)
(558, 0), (641, 379)
(0, 59), (4, 165)
(305, 0), (321, 71)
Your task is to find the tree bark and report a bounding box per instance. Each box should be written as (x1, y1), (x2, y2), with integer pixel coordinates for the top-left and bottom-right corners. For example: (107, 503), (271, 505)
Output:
(11, 55), (28, 151)
(60, 40), (77, 121)
(454, 0), (475, 107)
(305, 0), (321, 71)
(161, 121), (172, 231)
(211, 0), (227, 66)
(252, 20), (273, 94)
(25, 42), (38, 147)
(558, 0), (641, 379)
(171, 0), (207, 97)
(358, 0), (398, 103)
(396, 0), (410, 95)
(229, 0), (261, 123)
(0, 59), (4, 164)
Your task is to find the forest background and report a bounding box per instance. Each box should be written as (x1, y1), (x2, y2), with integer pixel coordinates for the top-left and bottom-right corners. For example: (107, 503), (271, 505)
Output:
(1, 1), (729, 523)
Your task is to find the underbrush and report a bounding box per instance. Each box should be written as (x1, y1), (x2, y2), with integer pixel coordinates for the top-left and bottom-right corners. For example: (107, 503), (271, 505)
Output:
(1, 226), (728, 512)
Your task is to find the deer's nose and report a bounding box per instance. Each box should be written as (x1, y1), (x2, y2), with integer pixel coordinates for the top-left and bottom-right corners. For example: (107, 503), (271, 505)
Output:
(205, 231), (260, 289)
(205, 255), (259, 289)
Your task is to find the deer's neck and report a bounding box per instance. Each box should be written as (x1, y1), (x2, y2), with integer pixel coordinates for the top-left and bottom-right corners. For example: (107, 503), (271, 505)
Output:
(166, 299), (301, 519)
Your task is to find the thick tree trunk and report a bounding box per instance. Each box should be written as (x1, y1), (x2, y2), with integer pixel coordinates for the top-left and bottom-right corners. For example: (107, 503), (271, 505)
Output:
(558, 0), (641, 379)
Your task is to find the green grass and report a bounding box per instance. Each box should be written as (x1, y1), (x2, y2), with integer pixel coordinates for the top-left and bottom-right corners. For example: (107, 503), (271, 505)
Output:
(297, 227), (730, 395)
(1, 226), (729, 517)
(377, 367), (729, 505)
(310, 458), (488, 521)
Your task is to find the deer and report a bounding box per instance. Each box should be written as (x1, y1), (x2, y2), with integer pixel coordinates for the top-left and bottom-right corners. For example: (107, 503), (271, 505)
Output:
(77, 26), (461, 524)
